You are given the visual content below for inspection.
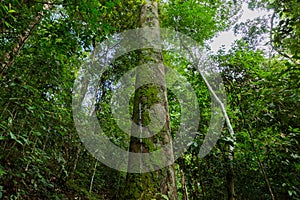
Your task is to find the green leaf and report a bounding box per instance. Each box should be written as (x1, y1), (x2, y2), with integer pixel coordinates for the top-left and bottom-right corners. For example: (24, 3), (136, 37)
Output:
(0, 136), (7, 141)
(9, 132), (23, 145)
(4, 21), (12, 28)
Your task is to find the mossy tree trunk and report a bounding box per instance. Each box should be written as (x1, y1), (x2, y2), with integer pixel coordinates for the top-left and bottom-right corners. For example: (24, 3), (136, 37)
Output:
(121, 0), (178, 199)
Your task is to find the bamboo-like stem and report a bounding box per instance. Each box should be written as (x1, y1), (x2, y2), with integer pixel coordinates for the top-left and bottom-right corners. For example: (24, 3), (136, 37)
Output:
(89, 160), (98, 193)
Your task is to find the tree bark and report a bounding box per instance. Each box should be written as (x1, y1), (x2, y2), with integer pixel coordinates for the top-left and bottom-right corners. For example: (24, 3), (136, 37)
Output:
(180, 169), (189, 200)
(122, 0), (178, 199)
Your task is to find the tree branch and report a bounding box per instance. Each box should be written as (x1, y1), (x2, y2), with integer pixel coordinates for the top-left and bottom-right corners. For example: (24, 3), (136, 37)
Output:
(0, 1), (54, 78)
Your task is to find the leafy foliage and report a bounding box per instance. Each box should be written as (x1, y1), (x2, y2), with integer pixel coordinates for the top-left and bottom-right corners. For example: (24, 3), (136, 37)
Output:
(0, 0), (299, 199)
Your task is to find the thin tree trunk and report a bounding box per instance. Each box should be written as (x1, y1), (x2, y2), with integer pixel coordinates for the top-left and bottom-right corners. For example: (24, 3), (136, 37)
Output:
(89, 160), (98, 193)
(0, 1), (53, 77)
(180, 169), (189, 200)
(239, 103), (275, 200)
(243, 120), (275, 199)
(122, 0), (177, 199)
(193, 179), (199, 200)
(227, 135), (235, 200)
(226, 161), (236, 200)
(257, 159), (275, 200)
(184, 45), (236, 199)
(186, 47), (237, 200)
(70, 146), (81, 180)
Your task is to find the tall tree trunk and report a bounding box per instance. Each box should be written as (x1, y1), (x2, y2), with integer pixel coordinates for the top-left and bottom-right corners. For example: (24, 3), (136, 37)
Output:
(122, 0), (178, 199)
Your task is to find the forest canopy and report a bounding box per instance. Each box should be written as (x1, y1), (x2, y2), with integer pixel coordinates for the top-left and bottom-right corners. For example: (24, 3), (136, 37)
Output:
(0, 0), (299, 199)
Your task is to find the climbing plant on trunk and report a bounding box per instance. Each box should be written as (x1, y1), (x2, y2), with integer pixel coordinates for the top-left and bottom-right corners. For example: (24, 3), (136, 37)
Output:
(122, 0), (178, 199)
